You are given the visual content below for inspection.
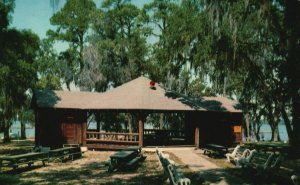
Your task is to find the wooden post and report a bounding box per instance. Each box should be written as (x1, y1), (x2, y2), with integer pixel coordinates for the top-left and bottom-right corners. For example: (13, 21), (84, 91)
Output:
(35, 110), (39, 146)
(81, 121), (87, 146)
(185, 112), (193, 144)
(138, 120), (144, 147)
(194, 127), (200, 148)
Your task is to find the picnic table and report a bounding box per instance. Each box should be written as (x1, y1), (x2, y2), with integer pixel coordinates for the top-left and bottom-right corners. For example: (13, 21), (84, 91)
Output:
(108, 147), (145, 172)
(122, 146), (142, 153)
(243, 143), (289, 154)
(49, 147), (82, 162)
(0, 152), (49, 170)
(203, 144), (229, 157)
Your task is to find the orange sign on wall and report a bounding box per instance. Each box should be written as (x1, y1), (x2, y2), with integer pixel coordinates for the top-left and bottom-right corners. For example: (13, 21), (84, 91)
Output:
(233, 126), (242, 133)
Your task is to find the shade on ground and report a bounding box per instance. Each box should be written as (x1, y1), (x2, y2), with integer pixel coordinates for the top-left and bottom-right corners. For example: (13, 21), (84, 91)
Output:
(169, 148), (252, 185)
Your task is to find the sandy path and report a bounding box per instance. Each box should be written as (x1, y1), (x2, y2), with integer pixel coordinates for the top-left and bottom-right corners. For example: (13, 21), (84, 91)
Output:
(167, 148), (251, 185)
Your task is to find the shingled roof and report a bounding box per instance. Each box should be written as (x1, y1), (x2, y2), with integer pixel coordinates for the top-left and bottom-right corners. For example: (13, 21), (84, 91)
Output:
(34, 76), (241, 113)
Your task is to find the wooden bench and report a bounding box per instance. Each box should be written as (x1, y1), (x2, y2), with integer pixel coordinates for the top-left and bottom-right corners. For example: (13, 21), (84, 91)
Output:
(235, 149), (256, 167)
(168, 165), (190, 185)
(244, 152), (273, 170)
(156, 148), (191, 185)
(0, 152), (49, 170)
(63, 144), (88, 153)
(226, 145), (241, 162)
(259, 154), (282, 176)
(63, 144), (80, 148)
(291, 175), (299, 185)
(225, 145), (252, 165)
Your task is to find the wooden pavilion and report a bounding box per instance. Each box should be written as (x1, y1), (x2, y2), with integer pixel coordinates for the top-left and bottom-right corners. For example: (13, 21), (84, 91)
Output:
(32, 76), (243, 149)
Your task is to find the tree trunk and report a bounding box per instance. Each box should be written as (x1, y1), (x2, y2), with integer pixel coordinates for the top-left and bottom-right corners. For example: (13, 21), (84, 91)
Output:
(79, 32), (84, 72)
(244, 114), (251, 141)
(127, 113), (133, 134)
(270, 121), (281, 142)
(272, 122), (280, 142)
(270, 125), (274, 141)
(159, 113), (164, 130)
(273, 124), (281, 142)
(20, 120), (26, 139)
(3, 120), (10, 142)
(291, 92), (300, 152)
(254, 122), (261, 141)
(281, 106), (293, 141)
(66, 82), (71, 91)
(266, 107), (281, 142)
(284, 0), (300, 156)
(19, 110), (26, 139)
(95, 113), (101, 132)
(223, 76), (227, 96)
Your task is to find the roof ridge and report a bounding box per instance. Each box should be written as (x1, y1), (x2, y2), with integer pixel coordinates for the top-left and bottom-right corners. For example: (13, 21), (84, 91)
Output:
(34, 76), (242, 112)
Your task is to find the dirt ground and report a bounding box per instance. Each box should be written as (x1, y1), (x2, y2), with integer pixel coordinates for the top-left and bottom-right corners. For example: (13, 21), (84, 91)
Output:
(0, 141), (299, 185)
(1, 150), (169, 185)
(164, 149), (297, 185)
(0, 141), (168, 185)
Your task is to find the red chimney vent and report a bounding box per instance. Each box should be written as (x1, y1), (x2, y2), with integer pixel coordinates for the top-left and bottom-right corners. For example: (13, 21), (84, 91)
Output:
(149, 80), (156, 89)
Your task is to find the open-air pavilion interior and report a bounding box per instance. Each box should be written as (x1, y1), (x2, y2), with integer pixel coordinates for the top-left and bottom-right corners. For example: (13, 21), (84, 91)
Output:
(32, 76), (243, 150)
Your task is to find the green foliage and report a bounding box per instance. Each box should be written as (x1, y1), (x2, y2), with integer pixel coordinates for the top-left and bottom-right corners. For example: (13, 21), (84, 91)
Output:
(0, 29), (40, 105)
(143, 0), (180, 84)
(0, 0), (14, 31)
(144, 1), (219, 96)
(145, 113), (185, 130)
(0, 1), (40, 141)
(142, 0), (299, 143)
(48, 0), (96, 46)
(100, 112), (128, 132)
(36, 38), (62, 90)
(1, 0), (299, 145)
(48, 0), (97, 88)
(280, 0), (300, 147)
(187, 79), (215, 97)
(90, 0), (148, 90)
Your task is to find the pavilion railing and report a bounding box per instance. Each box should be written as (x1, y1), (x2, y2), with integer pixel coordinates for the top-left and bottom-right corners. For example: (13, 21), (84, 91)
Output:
(86, 131), (139, 144)
(143, 129), (186, 145)
(144, 129), (185, 138)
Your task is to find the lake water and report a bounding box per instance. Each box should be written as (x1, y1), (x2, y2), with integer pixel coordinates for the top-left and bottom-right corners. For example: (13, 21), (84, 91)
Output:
(0, 122), (35, 139)
(10, 126), (35, 138)
(259, 123), (288, 142)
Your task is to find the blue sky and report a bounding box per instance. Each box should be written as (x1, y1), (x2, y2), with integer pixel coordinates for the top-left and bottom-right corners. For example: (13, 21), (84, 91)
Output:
(12, 0), (57, 38)
(11, 0), (147, 51)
